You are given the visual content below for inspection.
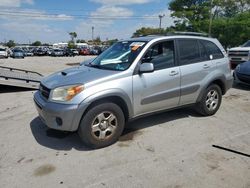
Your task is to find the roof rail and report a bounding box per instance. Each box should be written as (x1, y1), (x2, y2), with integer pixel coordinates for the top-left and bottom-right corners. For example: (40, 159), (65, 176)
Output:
(173, 32), (209, 37)
(135, 32), (210, 38)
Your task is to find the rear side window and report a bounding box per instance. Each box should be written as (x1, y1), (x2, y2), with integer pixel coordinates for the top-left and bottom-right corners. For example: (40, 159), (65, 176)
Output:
(201, 40), (224, 59)
(178, 39), (200, 65)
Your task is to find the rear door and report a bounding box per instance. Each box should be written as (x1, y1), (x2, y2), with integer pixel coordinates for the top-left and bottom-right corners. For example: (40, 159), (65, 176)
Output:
(132, 40), (181, 116)
(177, 39), (216, 105)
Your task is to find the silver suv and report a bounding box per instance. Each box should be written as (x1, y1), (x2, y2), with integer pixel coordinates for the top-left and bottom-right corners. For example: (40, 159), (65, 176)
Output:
(34, 34), (233, 148)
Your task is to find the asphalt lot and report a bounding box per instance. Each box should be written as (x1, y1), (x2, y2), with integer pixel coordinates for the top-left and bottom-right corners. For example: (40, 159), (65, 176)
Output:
(0, 56), (250, 188)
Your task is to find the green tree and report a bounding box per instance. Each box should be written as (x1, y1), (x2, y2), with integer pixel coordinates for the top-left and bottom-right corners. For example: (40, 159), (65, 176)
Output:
(5, 40), (15, 48)
(106, 39), (118, 45)
(76, 39), (86, 43)
(211, 11), (250, 48)
(94, 36), (101, 44)
(167, 0), (250, 47)
(32, 41), (42, 46)
(169, 0), (210, 31)
(133, 27), (165, 37)
(69, 32), (77, 43)
(68, 41), (76, 49)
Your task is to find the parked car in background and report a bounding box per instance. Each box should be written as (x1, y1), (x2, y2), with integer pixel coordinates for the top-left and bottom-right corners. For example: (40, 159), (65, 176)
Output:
(71, 49), (79, 56)
(34, 34), (233, 149)
(228, 40), (250, 69)
(25, 50), (34, 56)
(234, 60), (250, 86)
(35, 48), (47, 56)
(64, 48), (78, 56)
(51, 49), (64, 57)
(89, 47), (99, 55)
(10, 48), (25, 58)
(0, 48), (8, 58)
(79, 48), (90, 55)
(46, 49), (53, 56)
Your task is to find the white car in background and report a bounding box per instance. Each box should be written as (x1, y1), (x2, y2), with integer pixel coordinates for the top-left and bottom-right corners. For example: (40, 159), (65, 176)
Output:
(228, 40), (250, 69)
(0, 48), (8, 58)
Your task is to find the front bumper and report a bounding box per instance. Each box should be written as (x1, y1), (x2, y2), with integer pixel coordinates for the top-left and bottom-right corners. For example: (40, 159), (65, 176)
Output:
(33, 91), (89, 131)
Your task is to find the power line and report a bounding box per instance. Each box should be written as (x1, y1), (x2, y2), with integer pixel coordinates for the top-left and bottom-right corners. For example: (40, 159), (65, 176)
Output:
(0, 11), (160, 20)
(0, 11), (159, 20)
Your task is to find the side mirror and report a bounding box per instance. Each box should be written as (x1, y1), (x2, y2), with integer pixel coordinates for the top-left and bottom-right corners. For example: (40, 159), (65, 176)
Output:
(139, 63), (154, 74)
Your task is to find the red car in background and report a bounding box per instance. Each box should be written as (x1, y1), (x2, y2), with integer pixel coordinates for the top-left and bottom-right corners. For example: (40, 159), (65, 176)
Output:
(79, 48), (90, 55)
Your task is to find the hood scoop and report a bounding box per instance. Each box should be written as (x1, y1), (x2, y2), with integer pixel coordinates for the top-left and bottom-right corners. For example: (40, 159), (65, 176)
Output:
(61, 71), (67, 76)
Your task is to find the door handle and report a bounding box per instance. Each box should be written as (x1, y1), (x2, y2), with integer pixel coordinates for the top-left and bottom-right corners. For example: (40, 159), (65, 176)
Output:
(169, 70), (179, 76)
(203, 64), (210, 69)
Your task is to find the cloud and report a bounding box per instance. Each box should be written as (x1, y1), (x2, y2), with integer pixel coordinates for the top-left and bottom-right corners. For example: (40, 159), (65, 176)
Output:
(91, 6), (133, 18)
(75, 6), (175, 40)
(1, 22), (66, 43)
(76, 5), (134, 39)
(90, 0), (151, 6)
(0, 0), (33, 7)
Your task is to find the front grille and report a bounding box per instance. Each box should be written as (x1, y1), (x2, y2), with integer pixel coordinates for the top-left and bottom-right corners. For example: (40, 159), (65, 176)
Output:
(229, 51), (249, 57)
(237, 72), (250, 84)
(39, 84), (50, 99)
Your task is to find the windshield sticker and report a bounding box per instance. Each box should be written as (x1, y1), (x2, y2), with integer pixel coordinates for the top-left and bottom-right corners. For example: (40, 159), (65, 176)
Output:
(130, 42), (145, 47)
(130, 42), (145, 51)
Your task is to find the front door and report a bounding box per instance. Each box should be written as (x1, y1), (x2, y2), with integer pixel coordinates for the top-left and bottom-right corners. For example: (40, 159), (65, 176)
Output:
(132, 40), (180, 116)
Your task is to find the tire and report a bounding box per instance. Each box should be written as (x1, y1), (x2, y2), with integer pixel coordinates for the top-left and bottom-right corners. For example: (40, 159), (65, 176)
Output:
(78, 102), (125, 149)
(195, 84), (222, 116)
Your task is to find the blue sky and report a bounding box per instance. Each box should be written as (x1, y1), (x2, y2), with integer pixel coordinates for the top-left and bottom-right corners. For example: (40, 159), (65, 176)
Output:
(0, 0), (174, 44)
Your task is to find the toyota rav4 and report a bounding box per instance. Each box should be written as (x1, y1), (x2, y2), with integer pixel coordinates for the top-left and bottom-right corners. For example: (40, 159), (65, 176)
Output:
(34, 34), (233, 148)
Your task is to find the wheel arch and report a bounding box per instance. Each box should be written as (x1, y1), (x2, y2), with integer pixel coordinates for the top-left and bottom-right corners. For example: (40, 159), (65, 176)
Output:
(197, 76), (226, 103)
(80, 89), (133, 123)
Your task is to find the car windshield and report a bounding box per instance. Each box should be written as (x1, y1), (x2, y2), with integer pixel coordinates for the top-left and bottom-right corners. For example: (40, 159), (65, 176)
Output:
(242, 41), (250, 47)
(14, 49), (22, 52)
(0, 49), (5, 51)
(87, 41), (147, 71)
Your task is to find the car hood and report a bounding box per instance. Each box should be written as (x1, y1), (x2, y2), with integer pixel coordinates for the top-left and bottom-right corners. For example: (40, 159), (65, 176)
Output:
(229, 47), (250, 51)
(237, 61), (250, 75)
(41, 65), (119, 89)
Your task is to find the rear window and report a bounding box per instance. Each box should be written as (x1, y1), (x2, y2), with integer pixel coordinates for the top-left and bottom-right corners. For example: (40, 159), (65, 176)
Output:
(201, 40), (224, 59)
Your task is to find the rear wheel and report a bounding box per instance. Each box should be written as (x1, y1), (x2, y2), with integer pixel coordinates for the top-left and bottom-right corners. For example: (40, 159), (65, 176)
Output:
(196, 84), (222, 116)
(78, 102), (125, 149)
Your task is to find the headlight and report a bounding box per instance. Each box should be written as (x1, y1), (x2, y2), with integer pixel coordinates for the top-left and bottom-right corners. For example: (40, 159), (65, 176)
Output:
(51, 85), (84, 102)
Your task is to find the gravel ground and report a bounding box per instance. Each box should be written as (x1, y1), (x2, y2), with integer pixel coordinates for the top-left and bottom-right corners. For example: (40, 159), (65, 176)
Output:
(0, 56), (249, 188)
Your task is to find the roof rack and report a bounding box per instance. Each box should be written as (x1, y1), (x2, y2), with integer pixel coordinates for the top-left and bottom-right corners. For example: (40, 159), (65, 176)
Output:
(135, 32), (210, 38)
(173, 32), (209, 37)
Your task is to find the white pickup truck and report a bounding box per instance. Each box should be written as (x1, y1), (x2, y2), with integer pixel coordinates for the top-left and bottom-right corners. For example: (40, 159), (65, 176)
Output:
(228, 40), (250, 69)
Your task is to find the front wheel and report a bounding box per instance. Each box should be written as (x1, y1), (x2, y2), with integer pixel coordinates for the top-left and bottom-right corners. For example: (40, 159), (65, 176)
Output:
(196, 84), (222, 116)
(78, 102), (125, 149)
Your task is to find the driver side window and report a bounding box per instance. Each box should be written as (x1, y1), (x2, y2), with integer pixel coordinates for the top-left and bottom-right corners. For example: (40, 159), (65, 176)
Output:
(142, 40), (175, 70)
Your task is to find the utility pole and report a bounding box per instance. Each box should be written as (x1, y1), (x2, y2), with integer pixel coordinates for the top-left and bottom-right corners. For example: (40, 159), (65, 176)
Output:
(92, 26), (94, 42)
(158, 14), (165, 29)
(209, 0), (214, 36)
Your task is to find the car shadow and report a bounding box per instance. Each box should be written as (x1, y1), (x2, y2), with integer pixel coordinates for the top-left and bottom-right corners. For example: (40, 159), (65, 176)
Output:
(124, 107), (199, 134)
(233, 83), (250, 91)
(0, 85), (36, 93)
(30, 107), (199, 151)
(30, 117), (91, 151)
